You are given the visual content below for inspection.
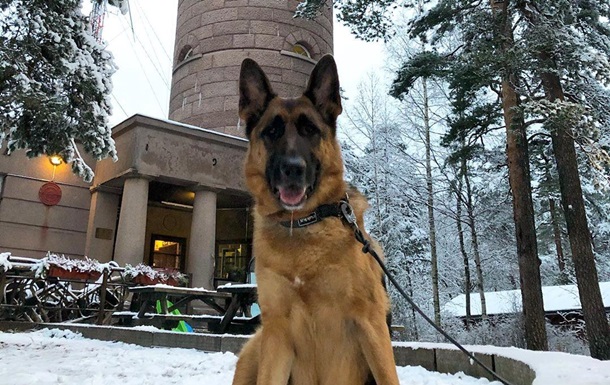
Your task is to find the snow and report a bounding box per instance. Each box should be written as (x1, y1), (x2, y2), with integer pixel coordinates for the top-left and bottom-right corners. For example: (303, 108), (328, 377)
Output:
(124, 262), (188, 283)
(0, 328), (502, 385)
(0, 252), (12, 272)
(136, 114), (249, 143)
(443, 282), (610, 317)
(216, 283), (257, 290)
(134, 284), (220, 293)
(396, 342), (610, 385)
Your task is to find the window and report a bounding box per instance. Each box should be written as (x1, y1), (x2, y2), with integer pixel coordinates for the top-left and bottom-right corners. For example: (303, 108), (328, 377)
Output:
(292, 43), (311, 59)
(214, 242), (250, 283)
(149, 235), (186, 272)
(177, 45), (194, 63)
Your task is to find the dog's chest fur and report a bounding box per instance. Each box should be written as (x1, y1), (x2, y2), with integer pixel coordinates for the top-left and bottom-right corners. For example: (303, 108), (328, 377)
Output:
(256, 219), (356, 300)
(252, 196), (387, 334)
(253, 214), (380, 382)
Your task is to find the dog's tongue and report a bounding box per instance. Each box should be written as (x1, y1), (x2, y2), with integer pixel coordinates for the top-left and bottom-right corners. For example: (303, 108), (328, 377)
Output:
(279, 187), (306, 206)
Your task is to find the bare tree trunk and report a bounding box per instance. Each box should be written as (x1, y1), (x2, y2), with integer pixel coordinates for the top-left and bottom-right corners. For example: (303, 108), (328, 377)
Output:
(494, 0), (548, 350)
(422, 78), (441, 326)
(455, 175), (472, 328)
(404, 264), (420, 340)
(462, 157), (487, 320)
(548, 198), (566, 273)
(541, 154), (567, 275)
(371, 127), (383, 226)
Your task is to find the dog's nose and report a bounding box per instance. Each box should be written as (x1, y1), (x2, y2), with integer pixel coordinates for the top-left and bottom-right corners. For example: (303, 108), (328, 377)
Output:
(280, 156), (306, 181)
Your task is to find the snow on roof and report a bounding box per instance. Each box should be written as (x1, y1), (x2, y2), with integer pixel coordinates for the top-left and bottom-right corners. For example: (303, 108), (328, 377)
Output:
(443, 281), (610, 317)
(125, 113), (249, 143)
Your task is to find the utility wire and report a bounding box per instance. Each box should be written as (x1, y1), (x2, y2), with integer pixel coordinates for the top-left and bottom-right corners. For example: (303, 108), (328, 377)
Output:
(132, 0), (172, 62)
(118, 15), (166, 115)
(131, 0), (172, 87)
(111, 93), (129, 118)
(125, 11), (170, 90)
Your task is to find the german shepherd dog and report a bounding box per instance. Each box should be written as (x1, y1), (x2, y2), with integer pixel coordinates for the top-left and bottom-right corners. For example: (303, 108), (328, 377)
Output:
(233, 55), (400, 385)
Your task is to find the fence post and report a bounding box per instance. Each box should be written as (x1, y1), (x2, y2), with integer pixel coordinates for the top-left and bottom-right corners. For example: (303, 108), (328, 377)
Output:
(97, 270), (109, 325)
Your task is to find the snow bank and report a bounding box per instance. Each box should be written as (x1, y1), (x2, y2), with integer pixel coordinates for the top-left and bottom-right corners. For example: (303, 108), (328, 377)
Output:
(0, 329), (500, 385)
(396, 341), (610, 385)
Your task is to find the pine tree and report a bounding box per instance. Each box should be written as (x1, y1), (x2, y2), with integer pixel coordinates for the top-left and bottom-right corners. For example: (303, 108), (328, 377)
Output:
(0, 0), (127, 181)
(515, 0), (610, 360)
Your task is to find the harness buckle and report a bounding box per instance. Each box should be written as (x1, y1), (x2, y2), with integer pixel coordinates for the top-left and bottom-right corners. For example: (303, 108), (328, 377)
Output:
(339, 200), (358, 230)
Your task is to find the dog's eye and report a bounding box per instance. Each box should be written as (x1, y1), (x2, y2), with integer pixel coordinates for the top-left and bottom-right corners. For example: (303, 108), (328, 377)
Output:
(297, 115), (320, 137)
(261, 116), (285, 141)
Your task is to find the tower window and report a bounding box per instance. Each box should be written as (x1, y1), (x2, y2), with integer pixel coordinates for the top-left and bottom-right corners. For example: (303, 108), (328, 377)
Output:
(292, 43), (311, 59)
(177, 45), (195, 63)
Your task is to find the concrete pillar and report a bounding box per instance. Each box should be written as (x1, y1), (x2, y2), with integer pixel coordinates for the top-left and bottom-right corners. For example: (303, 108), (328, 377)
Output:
(85, 189), (120, 263)
(114, 177), (149, 267)
(188, 189), (217, 289)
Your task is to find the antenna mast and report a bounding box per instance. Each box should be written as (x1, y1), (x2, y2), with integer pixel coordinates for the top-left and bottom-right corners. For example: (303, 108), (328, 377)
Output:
(90, 0), (108, 43)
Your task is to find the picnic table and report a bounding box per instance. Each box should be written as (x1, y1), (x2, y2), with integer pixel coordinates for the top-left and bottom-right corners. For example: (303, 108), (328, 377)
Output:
(117, 284), (259, 334)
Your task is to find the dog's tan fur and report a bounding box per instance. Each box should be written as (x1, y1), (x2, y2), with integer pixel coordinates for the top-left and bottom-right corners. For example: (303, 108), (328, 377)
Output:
(233, 55), (400, 385)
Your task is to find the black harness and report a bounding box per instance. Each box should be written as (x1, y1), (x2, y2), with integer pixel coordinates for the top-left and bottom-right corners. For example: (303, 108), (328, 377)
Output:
(279, 198), (356, 229)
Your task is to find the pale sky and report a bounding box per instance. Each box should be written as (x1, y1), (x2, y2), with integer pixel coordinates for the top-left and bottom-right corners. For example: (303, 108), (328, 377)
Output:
(95, 0), (386, 128)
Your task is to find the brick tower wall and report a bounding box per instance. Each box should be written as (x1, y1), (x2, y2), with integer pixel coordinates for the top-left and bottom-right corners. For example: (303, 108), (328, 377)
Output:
(169, 0), (334, 138)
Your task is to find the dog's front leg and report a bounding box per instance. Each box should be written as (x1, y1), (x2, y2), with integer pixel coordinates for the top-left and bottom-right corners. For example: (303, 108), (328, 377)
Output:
(355, 316), (400, 385)
(257, 317), (294, 385)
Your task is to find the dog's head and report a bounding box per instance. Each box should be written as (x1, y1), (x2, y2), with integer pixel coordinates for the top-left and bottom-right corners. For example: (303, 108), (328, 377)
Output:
(239, 55), (345, 217)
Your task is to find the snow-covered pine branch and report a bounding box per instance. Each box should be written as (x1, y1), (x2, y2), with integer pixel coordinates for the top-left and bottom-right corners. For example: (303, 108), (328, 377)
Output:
(0, 0), (123, 181)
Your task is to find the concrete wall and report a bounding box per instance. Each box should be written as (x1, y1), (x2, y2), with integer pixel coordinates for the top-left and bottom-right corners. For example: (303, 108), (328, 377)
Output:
(0, 150), (92, 258)
(0, 322), (537, 385)
(169, 0), (334, 137)
(93, 115), (249, 194)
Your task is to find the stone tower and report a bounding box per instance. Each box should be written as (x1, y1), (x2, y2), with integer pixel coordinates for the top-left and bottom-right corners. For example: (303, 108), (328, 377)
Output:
(169, 0), (334, 138)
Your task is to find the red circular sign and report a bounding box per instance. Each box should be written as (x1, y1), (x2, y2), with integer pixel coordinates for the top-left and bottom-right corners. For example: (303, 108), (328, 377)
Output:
(39, 182), (62, 206)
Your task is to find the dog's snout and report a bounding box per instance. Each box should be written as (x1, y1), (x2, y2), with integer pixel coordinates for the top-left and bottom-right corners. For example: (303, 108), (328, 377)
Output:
(280, 156), (306, 181)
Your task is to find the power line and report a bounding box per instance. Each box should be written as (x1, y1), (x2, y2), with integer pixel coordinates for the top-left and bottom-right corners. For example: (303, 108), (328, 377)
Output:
(131, 1), (171, 88)
(124, 11), (171, 90)
(118, 14), (167, 115)
(111, 93), (129, 118)
(132, 0), (173, 63)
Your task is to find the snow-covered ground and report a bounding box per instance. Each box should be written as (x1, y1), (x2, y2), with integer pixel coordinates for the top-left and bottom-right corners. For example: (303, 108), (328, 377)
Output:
(0, 328), (499, 385)
(396, 341), (610, 385)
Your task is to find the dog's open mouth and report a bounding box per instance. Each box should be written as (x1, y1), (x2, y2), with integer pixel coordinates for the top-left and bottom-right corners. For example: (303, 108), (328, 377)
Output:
(276, 185), (310, 209)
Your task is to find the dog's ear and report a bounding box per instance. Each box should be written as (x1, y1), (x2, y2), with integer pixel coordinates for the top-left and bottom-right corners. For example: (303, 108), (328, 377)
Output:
(239, 59), (277, 138)
(304, 55), (342, 133)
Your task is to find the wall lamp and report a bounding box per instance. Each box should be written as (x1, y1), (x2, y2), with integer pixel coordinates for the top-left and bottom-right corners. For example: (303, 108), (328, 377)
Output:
(49, 155), (62, 166)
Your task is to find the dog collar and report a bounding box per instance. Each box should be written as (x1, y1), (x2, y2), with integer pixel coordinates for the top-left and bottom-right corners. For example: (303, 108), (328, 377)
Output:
(279, 198), (356, 229)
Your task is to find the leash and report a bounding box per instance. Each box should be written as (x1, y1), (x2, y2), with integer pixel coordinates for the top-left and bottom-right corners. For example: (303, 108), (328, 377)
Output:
(335, 198), (515, 385)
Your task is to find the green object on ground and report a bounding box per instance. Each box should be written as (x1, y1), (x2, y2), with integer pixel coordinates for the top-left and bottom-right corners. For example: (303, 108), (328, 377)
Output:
(155, 300), (193, 333)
